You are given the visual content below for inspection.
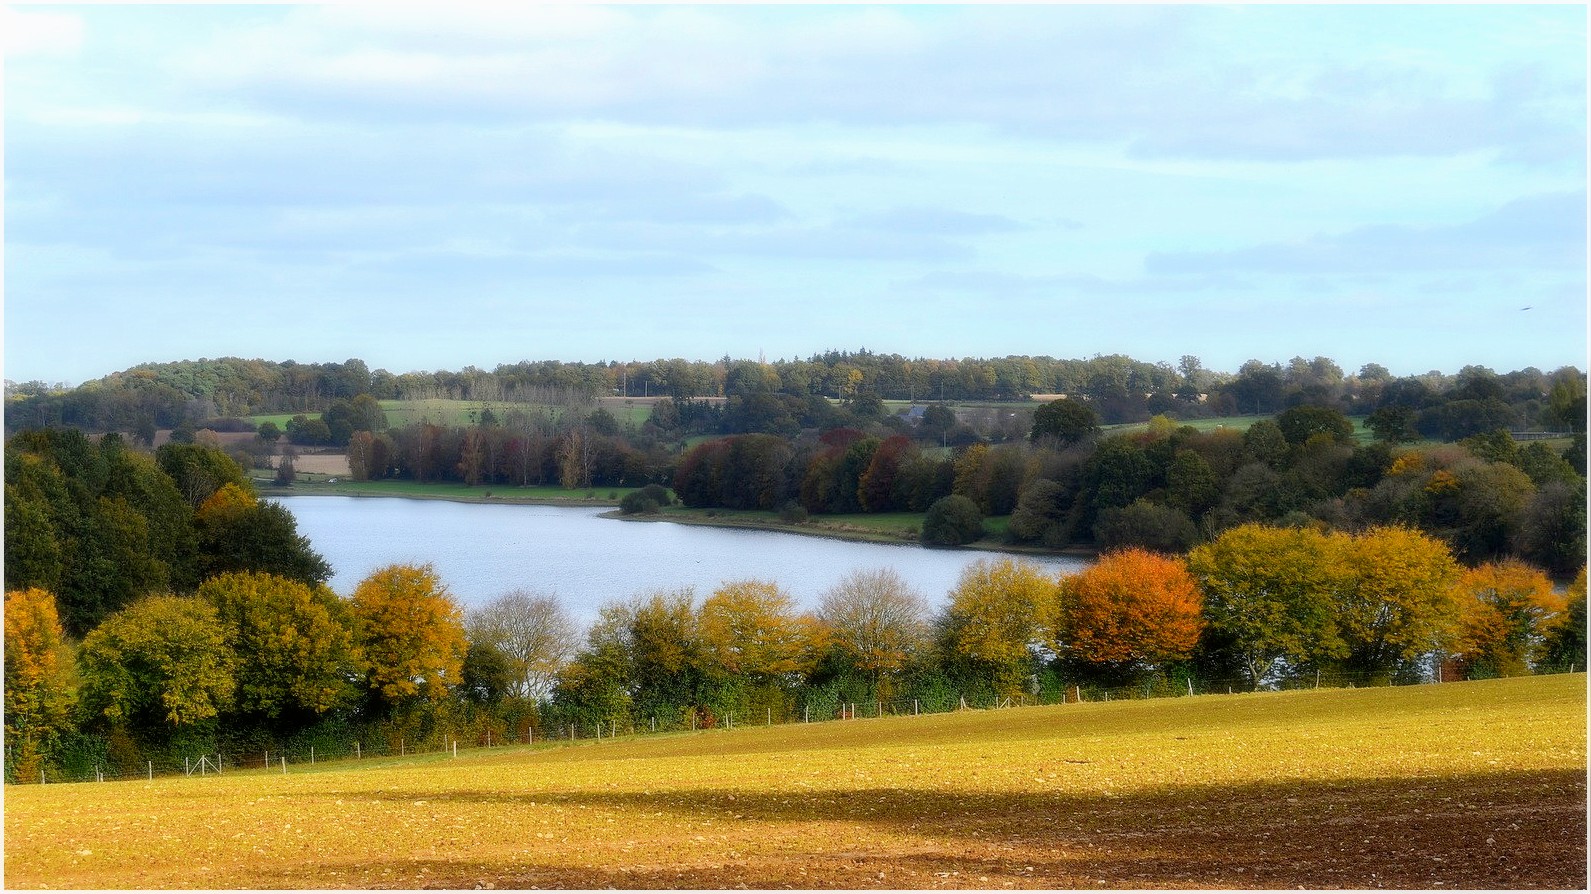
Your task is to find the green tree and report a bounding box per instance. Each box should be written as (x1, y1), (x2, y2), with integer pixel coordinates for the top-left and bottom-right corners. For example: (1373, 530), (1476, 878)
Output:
(78, 595), (237, 729)
(1030, 398), (1099, 446)
(1093, 500), (1199, 554)
(198, 572), (358, 722)
(1187, 524), (1351, 688)
(1540, 567), (1587, 671)
(349, 564), (468, 706)
(921, 494), (984, 546)
(1276, 404), (1355, 445)
(195, 483), (331, 584)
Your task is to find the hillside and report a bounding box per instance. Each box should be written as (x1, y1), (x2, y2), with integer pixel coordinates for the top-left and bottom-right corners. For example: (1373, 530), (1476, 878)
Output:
(4, 674), (1583, 889)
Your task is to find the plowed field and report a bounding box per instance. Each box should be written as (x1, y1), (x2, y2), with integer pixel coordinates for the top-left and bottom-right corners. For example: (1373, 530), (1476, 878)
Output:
(5, 675), (1584, 889)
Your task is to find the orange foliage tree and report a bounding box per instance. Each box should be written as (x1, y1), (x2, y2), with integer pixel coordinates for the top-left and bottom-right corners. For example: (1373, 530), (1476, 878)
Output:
(1058, 548), (1203, 681)
(1449, 559), (1565, 678)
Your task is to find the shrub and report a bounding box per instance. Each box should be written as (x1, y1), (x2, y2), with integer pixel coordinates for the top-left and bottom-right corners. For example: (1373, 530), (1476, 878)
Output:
(921, 495), (984, 546)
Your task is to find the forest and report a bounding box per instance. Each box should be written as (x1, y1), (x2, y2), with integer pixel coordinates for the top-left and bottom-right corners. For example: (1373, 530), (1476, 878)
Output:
(3, 350), (1586, 782)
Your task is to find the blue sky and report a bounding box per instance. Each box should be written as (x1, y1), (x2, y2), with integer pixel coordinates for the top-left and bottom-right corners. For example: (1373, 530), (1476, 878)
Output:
(4, 3), (1586, 387)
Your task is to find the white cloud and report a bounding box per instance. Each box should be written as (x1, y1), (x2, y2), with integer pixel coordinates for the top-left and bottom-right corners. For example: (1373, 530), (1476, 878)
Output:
(1, 8), (83, 58)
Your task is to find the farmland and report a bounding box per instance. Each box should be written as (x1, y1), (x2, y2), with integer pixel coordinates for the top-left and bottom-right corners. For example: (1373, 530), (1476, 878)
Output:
(4, 674), (1583, 890)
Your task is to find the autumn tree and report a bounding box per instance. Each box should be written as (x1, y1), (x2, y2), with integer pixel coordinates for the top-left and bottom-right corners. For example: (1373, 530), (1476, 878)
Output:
(1331, 526), (1461, 682)
(817, 568), (930, 694)
(699, 580), (825, 682)
(466, 590), (578, 699)
(1187, 524), (1351, 688)
(1449, 560), (1565, 677)
(1057, 548), (1203, 683)
(348, 564), (468, 706)
(939, 558), (1059, 696)
(4, 588), (76, 780)
(198, 571), (359, 722)
(78, 595), (237, 730)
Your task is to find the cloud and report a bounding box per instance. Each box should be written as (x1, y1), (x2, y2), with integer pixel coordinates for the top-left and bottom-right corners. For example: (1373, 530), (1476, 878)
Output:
(136, 6), (1583, 164)
(1, 9), (83, 58)
(842, 207), (1028, 237)
(1145, 190), (1587, 276)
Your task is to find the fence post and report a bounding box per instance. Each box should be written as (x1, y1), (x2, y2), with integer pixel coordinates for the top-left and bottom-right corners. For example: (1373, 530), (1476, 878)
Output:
(311, 746), (315, 766)
(355, 742), (361, 760)
(804, 705), (809, 724)
(265, 749), (269, 768)
(453, 740), (458, 758)
(768, 707), (772, 727)
(1188, 678), (1194, 697)
(281, 756), (286, 775)
(148, 761), (153, 781)
(185, 757), (190, 776)
(1315, 669), (1321, 689)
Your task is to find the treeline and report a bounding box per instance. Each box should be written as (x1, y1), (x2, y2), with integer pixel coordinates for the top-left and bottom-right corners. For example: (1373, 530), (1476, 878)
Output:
(8, 530), (1584, 783)
(4, 431), (330, 636)
(8, 350), (1585, 436)
(667, 400), (1586, 575)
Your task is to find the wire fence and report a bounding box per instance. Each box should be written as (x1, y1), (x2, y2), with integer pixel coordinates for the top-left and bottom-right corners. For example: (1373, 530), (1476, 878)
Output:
(15, 663), (1579, 787)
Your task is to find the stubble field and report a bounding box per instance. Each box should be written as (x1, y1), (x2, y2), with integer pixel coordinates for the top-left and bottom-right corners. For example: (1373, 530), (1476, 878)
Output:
(4, 675), (1584, 890)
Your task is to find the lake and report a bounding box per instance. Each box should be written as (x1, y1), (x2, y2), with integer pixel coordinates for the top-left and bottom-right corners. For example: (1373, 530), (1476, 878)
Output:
(274, 496), (1090, 627)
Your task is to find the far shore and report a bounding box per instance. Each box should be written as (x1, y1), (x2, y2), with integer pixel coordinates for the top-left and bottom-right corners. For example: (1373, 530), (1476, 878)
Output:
(260, 478), (1098, 559)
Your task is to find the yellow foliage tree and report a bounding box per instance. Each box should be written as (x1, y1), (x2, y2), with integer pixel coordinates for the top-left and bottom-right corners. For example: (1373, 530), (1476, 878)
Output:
(818, 568), (930, 693)
(199, 571), (359, 718)
(943, 558), (1060, 695)
(699, 580), (825, 681)
(349, 564), (467, 704)
(4, 587), (76, 779)
(1334, 526), (1461, 682)
(1450, 559), (1565, 677)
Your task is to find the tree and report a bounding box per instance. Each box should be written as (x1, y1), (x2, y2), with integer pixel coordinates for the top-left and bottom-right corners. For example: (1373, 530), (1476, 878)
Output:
(1332, 526), (1460, 683)
(1030, 398), (1099, 446)
(921, 494), (984, 546)
(198, 571), (358, 721)
(194, 483), (331, 584)
(940, 558), (1059, 695)
(818, 568), (930, 692)
(1186, 524), (1351, 688)
(1540, 567), (1587, 671)
(1058, 548), (1203, 680)
(699, 580), (824, 682)
(4, 588), (76, 779)
(348, 564), (468, 705)
(78, 595), (237, 729)
(466, 590), (578, 700)
(1007, 478), (1073, 548)
(1276, 404), (1354, 446)
(1094, 500), (1200, 554)
(1365, 405), (1419, 444)
(1449, 560), (1565, 678)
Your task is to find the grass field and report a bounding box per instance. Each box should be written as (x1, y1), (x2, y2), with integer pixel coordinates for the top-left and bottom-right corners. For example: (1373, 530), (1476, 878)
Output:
(5, 675), (1583, 889)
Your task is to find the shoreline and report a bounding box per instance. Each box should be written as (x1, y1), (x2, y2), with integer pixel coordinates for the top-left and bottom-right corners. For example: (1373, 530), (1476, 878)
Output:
(262, 481), (1098, 559)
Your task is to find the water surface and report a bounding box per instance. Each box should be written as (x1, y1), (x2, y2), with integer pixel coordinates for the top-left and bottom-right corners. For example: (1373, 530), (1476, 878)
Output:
(276, 496), (1089, 626)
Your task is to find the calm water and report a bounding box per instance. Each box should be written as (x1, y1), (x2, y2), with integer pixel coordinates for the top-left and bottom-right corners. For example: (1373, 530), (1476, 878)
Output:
(274, 496), (1089, 626)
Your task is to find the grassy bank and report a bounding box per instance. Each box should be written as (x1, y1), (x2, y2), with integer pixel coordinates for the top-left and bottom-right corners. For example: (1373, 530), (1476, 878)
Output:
(5, 674), (1582, 889)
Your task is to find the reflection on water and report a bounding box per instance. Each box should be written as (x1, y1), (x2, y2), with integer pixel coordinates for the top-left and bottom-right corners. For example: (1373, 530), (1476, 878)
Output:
(275, 496), (1090, 626)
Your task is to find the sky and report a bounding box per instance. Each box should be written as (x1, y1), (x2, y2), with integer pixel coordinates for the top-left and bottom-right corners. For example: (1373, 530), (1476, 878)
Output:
(4, 3), (1586, 388)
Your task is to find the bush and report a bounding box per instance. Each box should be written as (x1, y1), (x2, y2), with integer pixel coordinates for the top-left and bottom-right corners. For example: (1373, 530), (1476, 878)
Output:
(778, 500), (808, 524)
(921, 495), (984, 546)
(619, 484), (673, 515)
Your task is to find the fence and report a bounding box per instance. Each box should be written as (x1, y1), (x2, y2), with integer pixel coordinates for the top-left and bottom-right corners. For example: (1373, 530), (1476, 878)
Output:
(14, 664), (1578, 787)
